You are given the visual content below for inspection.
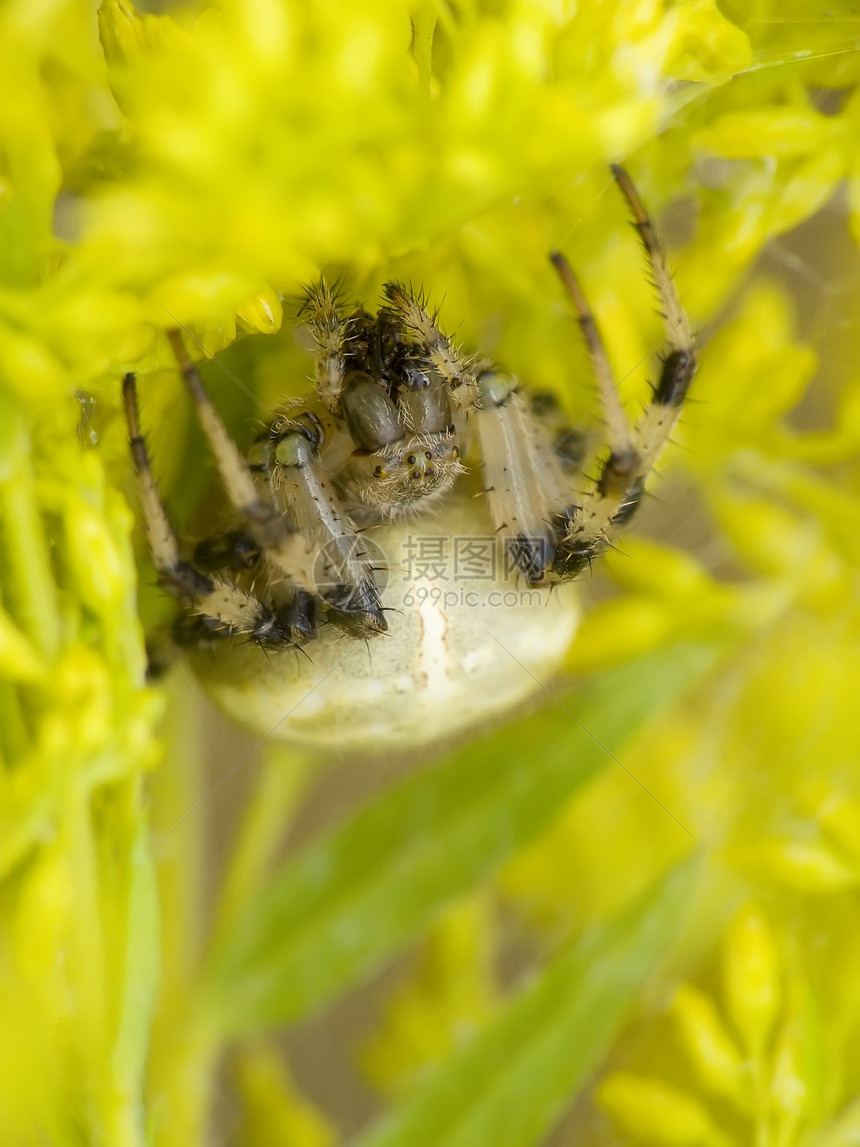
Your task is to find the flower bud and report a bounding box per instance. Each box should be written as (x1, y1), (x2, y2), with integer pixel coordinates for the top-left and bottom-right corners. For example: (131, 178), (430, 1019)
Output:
(671, 984), (746, 1107)
(598, 1072), (729, 1145)
(723, 904), (780, 1054)
(237, 287), (283, 335)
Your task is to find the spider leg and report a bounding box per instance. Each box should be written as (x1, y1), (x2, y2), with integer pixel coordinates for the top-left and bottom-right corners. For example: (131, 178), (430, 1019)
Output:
(474, 370), (574, 585)
(267, 413), (387, 637)
(300, 278), (350, 411)
(549, 251), (635, 460)
(381, 281), (479, 413)
(610, 163), (696, 458)
(381, 283), (580, 583)
(166, 331), (385, 638)
(193, 529), (261, 573)
(528, 390), (588, 474)
(611, 164), (694, 372)
(122, 373), (290, 646)
(546, 166), (696, 579)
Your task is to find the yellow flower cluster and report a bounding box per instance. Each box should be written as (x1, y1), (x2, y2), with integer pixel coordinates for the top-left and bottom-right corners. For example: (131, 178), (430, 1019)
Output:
(598, 901), (860, 1145)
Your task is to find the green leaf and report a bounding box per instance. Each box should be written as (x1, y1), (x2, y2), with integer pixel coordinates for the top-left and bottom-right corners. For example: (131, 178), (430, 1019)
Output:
(206, 644), (717, 1036)
(356, 860), (698, 1147)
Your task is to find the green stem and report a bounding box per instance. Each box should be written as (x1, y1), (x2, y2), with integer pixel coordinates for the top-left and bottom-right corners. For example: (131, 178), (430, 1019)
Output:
(210, 744), (316, 952)
(0, 448), (60, 659)
(412, 2), (437, 98)
(148, 676), (214, 1145)
(0, 680), (27, 765)
(149, 1011), (221, 1147)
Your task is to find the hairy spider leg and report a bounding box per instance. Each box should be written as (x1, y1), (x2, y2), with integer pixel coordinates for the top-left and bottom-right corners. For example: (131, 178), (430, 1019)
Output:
(166, 330), (384, 639)
(165, 330), (313, 584)
(550, 251), (635, 459)
(300, 277), (350, 411)
(267, 415), (387, 638)
(611, 162), (696, 461)
(528, 391), (588, 474)
(547, 164), (696, 578)
(381, 281), (480, 413)
(474, 371), (573, 585)
(384, 285), (573, 584)
(193, 529), (261, 573)
(612, 164), (694, 363)
(122, 373), (290, 645)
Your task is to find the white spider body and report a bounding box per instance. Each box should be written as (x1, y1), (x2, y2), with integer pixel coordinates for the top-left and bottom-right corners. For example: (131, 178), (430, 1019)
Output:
(191, 495), (579, 750)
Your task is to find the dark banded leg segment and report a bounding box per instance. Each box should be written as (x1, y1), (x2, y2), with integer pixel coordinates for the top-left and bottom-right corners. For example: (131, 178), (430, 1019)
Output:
(166, 331), (331, 608)
(544, 166), (696, 580)
(194, 530), (261, 573)
(123, 373), (291, 647)
(269, 421), (386, 638)
(610, 163), (696, 468)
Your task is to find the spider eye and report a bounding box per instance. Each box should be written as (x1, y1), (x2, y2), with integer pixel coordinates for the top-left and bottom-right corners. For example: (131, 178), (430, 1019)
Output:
(411, 470), (422, 480)
(451, 445), (460, 459)
(373, 465), (385, 478)
(424, 450), (432, 460)
(406, 454), (417, 465)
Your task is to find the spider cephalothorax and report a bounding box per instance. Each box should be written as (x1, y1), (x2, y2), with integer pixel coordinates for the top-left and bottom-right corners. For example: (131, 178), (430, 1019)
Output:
(299, 283), (468, 518)
(124, 166), (696, 748)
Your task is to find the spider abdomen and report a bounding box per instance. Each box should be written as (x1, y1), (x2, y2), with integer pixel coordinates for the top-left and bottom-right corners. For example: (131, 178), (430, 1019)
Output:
(189, 494), (580, 750)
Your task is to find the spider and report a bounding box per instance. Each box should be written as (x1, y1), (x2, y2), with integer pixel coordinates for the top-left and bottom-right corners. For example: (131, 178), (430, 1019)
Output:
(124, 166), (695, 750)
